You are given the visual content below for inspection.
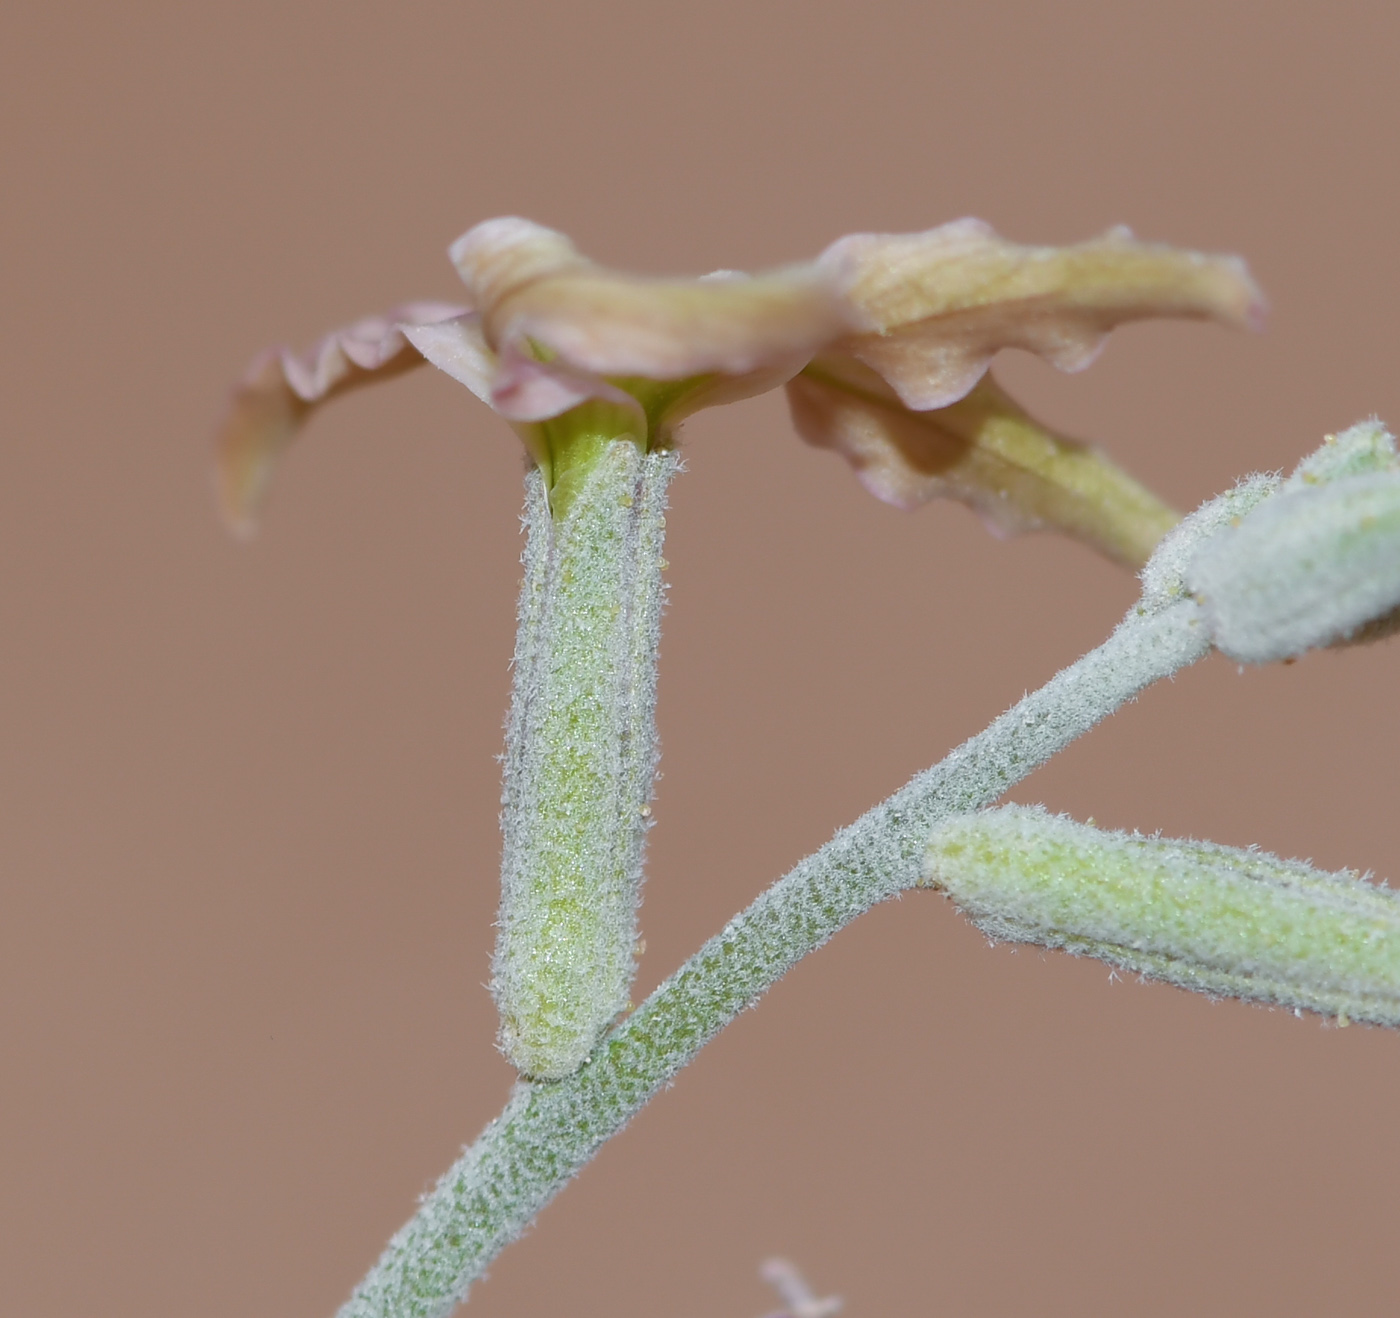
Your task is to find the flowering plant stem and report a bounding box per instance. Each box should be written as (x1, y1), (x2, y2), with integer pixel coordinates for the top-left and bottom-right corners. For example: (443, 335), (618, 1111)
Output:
(337, 544), (1210, 1318)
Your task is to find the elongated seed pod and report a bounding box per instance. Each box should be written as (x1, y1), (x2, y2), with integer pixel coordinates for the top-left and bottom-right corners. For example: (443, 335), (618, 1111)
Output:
(495, 440), (674, 1079)
(924, 805), (1400, 1026)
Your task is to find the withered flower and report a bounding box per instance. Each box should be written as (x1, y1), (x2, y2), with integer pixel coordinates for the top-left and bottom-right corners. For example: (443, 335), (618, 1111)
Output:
(218, 216), (1262, 565)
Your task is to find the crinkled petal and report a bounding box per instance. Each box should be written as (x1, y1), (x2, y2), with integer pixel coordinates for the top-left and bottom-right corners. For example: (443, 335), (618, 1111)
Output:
(786, 357), (1179, 569)
(450, 216), (858, 382)
(819, 220), (1265, 410)
(216, 301), (467, 535)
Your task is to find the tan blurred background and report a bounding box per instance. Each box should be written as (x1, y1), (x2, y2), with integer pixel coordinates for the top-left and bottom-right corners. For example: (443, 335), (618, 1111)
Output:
(4, 2), (1400, 1315)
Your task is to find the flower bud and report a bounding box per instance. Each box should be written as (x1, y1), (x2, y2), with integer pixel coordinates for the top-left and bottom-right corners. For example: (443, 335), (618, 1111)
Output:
(1187, 467), (1400, 663)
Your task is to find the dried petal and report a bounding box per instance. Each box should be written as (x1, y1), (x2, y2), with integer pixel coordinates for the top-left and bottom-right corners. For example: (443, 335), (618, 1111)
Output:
(820, 220), (1265, 410)
(449, 217), (857, 383)
(787, 357), (1179, 568)
(217, 217), (1264, 543)
(216, 301), (467, 535)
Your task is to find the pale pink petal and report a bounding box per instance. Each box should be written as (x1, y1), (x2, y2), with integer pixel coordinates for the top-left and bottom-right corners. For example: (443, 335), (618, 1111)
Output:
(449, 216), (858, 383)
(401, 315), (495, 402)
(820, 221), (1265, 410)
(216, 301), (467, 536)
(787, 358), (1179, 569)
(404, 314), (648, 451)
(499, 268), (852, 378)
(489, 345), (646, 430)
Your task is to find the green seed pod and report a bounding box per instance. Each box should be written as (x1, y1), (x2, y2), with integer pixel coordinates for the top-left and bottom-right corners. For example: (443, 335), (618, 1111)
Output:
(496, 439), (673, 1079)
(924, 805), (1400, 1027)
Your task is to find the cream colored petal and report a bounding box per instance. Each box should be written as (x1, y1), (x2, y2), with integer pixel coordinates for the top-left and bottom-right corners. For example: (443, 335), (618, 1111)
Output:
(498, 268), (852, 379)
(449, 216), (588, 311)
(787, 357), (1179, 569)
(820, 221), (1265, 410)
(216, 301), (467, 536)
(448, 216), (857, 383)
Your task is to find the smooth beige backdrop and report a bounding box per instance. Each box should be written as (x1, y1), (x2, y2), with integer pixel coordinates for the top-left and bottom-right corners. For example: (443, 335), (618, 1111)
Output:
(5, 3), (1400, 1315)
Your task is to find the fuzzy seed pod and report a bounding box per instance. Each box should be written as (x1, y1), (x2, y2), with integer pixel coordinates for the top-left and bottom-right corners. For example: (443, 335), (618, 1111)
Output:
(495, 440), (673, 1079)
(924, 805), (1400, 1027)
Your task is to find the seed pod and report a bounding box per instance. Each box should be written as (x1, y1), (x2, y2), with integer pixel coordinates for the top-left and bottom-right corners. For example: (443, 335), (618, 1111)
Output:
(496, 440), (673, 1079)
(924, 805), (1400, 1027)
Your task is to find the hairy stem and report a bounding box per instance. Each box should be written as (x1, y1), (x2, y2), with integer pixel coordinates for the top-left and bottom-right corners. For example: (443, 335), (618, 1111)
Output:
(337, 596), (1209, 1318)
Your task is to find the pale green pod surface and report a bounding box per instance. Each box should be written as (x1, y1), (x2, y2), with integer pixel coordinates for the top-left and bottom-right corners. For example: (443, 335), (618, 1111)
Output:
(1282, 418), (1399, 491)
(1187, 469), (1400, 663)
(923, 805), (1400, 1026)
(496, 440), (673, 1079)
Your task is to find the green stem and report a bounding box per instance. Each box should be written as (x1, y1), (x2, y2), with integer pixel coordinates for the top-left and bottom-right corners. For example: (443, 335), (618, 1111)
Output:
(336, 597), (1210, 1318)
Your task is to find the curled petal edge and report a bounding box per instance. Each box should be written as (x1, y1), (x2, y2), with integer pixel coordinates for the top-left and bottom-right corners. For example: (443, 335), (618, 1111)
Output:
(216, 302), (468, 536)
(819, 221), (1266, 411)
